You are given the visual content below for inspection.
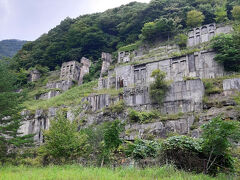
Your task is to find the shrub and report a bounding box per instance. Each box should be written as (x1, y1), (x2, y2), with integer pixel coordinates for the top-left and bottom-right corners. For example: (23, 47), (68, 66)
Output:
(162, 135), (204, 173)
(39, 112), (90, 165)
(125, 139), (161, 160)
(201, 116), (240, 174)
(149, 69), (169, 105)
(211, 33), (240, 72)
(175, 34), (188, 48)
(232, 6), (240, 21)
(128, 109), (159, 123)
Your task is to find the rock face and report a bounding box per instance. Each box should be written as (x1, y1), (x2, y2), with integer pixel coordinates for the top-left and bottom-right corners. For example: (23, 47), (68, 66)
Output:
(19, 108), (57, 144)
(29, 70), (41, 82)
(223, 78), (240, 96)
(19, 24), (239, 143)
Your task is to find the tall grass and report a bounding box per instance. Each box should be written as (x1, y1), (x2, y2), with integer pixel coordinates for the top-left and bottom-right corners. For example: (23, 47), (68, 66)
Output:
(0, 165), (236, 180)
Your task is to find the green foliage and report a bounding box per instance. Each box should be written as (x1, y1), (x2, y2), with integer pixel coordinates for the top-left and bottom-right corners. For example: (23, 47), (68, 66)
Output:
(203, 78), (223, 95)
(232, 6), (240, 21)
(187, 10), (205, 28)
(103, 120), (124, 154)
(39, 112), (90, 164)
(0, 61), (33, 164)
(83, 59), (102, 83)
(174, 34), (188, 48)
(1, 165), (234, 180)
(141, 18), (177, 42)
(104, 100), (125, 114)
(118, 41), (141, 52)
(201, 116), (240, 173)
(128, 109), (159, 123)
(125, 139), (161, 160)
(211, 33), (240, 72)
(149, 69), (169, 104)
(215, 6), (228, 23)
(163, 136), (203, 153)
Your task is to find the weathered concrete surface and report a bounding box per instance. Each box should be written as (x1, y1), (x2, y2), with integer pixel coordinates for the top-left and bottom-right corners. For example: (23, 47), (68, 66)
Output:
(187, 23), (232, 47)
(60, 58), (91, 85)
(82, 94), (119, 112)
(101, 52), (112, 76)
(19, 108), (57, 143)
(223, 78), (240, 96)
(123, 79), (204, 114)
(28, 70), (41, 82)
(125, 115), (194, 140)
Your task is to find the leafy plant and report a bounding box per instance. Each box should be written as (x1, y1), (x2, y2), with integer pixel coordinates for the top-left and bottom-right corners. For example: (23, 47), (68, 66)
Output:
(149, 69), (169, 105)
(125, 139), (161, 160)
(39, 112), (90, 165)
(201, 116), (240, 174)
(211, 33), (240, 72)
(174, 34), (188, 48)
(232, 6), (240, 21)
(187, 10), (205, 28)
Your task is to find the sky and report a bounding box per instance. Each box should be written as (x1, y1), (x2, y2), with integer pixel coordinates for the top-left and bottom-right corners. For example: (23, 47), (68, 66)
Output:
(0, 0), (151, 41)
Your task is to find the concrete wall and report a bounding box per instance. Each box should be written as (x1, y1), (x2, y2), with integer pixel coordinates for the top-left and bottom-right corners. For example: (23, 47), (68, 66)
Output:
(187, 23), (232, 47)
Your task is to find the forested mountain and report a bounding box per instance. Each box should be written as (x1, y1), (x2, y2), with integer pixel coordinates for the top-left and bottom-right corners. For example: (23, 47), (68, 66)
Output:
(14, 0), (239, 71)
(0, 39), (27, 59)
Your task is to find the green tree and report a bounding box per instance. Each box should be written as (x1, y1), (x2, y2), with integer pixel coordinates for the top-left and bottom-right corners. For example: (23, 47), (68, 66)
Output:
(39, 112), (90, 164)
(187, 10), (205, 28)
(175, 34), (188, 48)
(214, 6), (228, 23)
(141, 18), (177, 42)
(232, 6), (240, 21)
(100, 120), (124, 166)
(0, 61), (33, 164)
(201, 116), (240, 173)
(149, 69), (169, 104)
(211, 32), (240, 72)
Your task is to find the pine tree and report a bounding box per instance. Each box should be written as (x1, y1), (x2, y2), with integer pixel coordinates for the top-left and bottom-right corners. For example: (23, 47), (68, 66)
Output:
(0, 60), (33, 164)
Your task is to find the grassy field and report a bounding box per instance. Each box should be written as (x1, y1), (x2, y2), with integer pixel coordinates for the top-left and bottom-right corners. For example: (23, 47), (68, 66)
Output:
(0, 165), (237, 180)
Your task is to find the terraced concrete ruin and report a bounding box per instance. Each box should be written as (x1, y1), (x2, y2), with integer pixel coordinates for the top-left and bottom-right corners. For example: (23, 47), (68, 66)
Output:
(20, 24), (240, 143)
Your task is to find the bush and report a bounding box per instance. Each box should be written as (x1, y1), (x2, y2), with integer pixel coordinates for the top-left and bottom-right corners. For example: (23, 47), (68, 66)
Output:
(39, 112), (90, 165)
(125, 139), (161, 160)
(211, 33), (240, 72)
(201, 116), (240, 174)
(104, 100), (125, 115)
(175, 34), (188, 48)
(149, 69), (169, 105)
(128, 109), (159, 123)
(232, 6), (240, 21)
(162, 135), (204, 173)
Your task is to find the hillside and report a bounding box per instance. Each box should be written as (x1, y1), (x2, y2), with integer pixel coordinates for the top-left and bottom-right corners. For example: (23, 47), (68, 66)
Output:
(0, 39), (27, 59)
(13, 0), (239, 71)
(1, 0), (240, 177)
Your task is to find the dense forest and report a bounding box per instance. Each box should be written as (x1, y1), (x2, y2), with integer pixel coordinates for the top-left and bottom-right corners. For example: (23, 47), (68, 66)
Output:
(0, 39), (27, 59)
(13, 0), (240, 71)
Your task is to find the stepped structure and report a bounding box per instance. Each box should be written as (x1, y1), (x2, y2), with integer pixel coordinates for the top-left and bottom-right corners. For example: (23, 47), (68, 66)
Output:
(19, 24), (240, 143)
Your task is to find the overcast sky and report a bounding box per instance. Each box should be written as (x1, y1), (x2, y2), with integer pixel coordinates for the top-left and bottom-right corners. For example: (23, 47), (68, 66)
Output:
(0, 0), (150, 41)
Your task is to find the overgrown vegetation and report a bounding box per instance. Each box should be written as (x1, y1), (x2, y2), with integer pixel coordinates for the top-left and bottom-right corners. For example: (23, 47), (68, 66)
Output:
(0, 61), (34, 165)
(128, 109), (184, 124)
(1, 165), (234, 180)
(149, 69), (169, 105)
(211, 25), (240, 72)
(12, 0), (240, 73)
